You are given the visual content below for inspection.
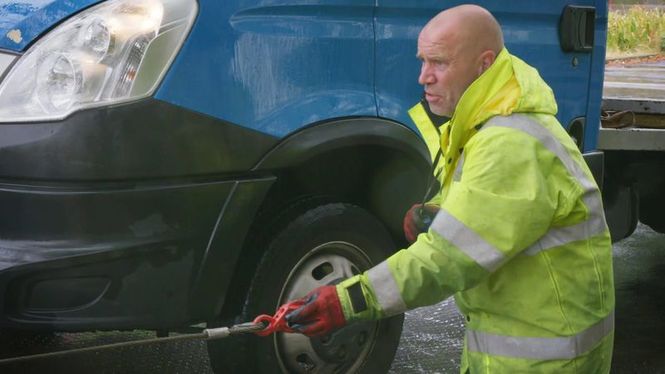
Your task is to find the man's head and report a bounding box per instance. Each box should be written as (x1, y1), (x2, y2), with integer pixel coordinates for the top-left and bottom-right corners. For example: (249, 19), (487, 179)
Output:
(417, 5), (504, 117)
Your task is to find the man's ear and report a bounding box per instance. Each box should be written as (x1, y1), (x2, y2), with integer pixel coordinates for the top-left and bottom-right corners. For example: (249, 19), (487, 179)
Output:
(478, 50), (497, 75)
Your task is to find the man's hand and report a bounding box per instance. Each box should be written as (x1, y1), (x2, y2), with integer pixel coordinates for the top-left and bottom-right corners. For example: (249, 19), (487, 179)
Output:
(403, 204), (440, 243)
(285, 285), (346, 337)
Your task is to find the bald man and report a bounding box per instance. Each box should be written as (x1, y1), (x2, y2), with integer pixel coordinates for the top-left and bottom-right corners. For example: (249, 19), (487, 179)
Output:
(418, 5), (503, 117)
(283, 5), (615, 373)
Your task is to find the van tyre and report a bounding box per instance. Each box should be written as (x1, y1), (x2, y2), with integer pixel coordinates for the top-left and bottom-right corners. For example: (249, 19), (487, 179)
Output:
(207, 203), (403, 373)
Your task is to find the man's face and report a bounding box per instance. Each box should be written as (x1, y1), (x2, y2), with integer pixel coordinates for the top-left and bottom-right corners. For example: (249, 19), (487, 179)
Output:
(417, 28), (479, 117)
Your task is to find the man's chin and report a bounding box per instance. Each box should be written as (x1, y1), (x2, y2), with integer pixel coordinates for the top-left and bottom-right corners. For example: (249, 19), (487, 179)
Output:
(428, 104), (451, 118)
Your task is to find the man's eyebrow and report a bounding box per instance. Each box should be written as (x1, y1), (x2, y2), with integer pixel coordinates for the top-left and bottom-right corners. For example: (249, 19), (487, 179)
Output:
(416, 51), (447, 61)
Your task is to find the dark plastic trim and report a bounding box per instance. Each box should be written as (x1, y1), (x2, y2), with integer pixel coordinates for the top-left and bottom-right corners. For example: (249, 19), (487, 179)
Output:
(253, 117), (430, 171)
(0, 98), (278, 181)
(568, 116), (586, 151)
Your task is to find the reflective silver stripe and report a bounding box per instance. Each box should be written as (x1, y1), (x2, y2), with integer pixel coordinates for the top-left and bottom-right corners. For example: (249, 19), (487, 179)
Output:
(484, 114), (607, 255)
(467, 310), (614, 360)
(366, 260), (407, 317)
(453, 153), (464, 182)
(430, 209), (505, 272)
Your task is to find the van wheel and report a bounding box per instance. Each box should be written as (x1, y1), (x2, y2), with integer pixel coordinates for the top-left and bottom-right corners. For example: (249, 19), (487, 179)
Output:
(207, 203), (403, 373)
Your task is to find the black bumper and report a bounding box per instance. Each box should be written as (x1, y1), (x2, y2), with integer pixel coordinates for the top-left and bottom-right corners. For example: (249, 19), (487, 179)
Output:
(0, 99), (277, 331)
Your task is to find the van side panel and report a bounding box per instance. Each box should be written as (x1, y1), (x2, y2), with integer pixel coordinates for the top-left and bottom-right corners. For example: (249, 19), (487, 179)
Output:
(155, 1), (376, 138)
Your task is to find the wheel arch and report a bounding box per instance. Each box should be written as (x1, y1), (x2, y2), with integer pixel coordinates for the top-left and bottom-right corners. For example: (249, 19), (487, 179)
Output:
(253, 117), (430, 171)
(216, 117), (432, 321)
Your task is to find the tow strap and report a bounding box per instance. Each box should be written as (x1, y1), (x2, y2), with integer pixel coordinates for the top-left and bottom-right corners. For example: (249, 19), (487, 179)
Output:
(0, 301), (305, 365)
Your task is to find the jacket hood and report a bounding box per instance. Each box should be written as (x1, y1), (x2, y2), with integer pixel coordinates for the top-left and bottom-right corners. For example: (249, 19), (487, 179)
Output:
(508, 50), (558, 117)
(451, 47), (557, 133)
(0, 1), (100, 52)
(440, 48), (557, 180)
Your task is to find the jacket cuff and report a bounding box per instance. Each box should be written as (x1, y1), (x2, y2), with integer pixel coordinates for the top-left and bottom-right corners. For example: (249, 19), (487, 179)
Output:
(335, 274), (382, 322)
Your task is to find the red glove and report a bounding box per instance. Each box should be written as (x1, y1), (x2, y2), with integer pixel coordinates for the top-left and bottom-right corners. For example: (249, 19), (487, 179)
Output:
(285, 285), (346, 337)
(403, 204), (439, 244)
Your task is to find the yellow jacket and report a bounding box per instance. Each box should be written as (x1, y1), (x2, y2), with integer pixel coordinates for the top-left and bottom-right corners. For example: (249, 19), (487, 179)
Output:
(336, 48), (615, 373)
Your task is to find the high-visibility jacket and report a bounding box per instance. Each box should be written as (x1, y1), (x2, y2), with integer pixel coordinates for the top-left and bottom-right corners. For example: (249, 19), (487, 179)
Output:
(335, 48), (615, 373)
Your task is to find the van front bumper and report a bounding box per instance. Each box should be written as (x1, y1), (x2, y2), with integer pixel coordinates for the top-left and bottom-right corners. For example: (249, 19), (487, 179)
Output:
(0, 99), (277, 331)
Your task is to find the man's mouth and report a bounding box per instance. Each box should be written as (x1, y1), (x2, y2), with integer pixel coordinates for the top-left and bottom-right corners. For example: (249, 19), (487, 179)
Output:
(425, 92), (440, 102)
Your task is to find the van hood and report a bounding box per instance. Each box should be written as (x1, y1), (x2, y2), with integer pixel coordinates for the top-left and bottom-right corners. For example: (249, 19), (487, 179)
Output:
(0, 0), (102, 52)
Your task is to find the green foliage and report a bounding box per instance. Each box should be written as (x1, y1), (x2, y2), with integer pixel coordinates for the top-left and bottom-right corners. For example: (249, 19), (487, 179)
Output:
(607, 6), (665, 54)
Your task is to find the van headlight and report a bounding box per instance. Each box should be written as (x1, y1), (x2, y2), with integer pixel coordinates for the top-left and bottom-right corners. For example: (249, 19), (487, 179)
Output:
(0, 0), (197, 122)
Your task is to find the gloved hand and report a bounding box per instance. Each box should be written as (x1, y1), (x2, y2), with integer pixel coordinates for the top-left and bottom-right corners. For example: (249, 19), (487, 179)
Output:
(403, 203), (440, 244)
(285, 285), (346, 337)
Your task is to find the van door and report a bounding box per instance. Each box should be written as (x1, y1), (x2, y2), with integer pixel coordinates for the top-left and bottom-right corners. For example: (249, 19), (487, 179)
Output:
(374, 1), (607, 152)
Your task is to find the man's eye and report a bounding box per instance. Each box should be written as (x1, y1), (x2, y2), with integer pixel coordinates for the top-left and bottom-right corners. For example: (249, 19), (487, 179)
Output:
(433, 60), (446, 68)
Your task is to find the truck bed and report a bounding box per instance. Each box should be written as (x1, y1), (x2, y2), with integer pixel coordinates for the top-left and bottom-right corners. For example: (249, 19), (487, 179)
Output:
(599, 60), (665, 151)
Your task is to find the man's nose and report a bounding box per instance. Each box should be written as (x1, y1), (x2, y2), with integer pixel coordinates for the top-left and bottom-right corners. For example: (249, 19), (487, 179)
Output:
(418, 64), (435, 85)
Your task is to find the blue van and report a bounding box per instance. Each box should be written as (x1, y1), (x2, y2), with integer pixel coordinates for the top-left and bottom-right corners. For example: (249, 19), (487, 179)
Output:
(0, 0), (606, 372)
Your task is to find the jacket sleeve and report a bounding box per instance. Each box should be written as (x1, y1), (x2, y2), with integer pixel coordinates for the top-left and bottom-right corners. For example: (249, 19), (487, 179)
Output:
(336, 126), (571, 321)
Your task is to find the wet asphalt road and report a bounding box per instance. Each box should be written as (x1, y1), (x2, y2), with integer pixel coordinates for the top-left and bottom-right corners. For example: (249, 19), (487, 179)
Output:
(1, 223), (664, 373)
